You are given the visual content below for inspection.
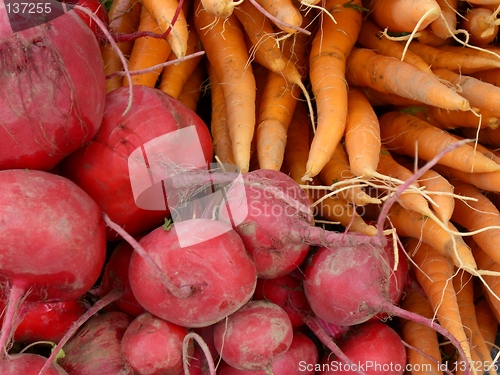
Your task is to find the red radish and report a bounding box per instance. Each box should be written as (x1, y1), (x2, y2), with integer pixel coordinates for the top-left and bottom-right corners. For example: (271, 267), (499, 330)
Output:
(121, 312), (191, 375)
(0, 169), (107, 357)
(253, 275), (311, 327)
(58, 311), (134, 375)
(60, 85), (213, 240)
(317, 321), (406, 375)
(0, 6), (105, 171)
(0, 353), (69, 375)
(216, 331), (319, 375)
(302, 240), (472, 374)
(97, 240), (146, 317)
(0, 299), (85, 343)
(128, 219), (257, 328)
(212, 300), (294, 373)
(220, 169), (314, 278)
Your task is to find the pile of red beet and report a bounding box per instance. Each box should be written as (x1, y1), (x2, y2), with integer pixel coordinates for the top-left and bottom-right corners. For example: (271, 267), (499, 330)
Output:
(0, 5), (475, 375)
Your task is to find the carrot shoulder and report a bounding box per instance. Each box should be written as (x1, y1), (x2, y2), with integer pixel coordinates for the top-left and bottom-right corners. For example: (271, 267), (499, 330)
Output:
(303, 0), (363, 181)
(365, 0), (441, 33)
(194, 2), (256, 173)
(345, 48), (470, 111)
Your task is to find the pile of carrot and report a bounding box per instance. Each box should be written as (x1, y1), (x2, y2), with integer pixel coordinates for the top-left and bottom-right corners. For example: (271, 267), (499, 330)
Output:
(101, 0), (500, 371)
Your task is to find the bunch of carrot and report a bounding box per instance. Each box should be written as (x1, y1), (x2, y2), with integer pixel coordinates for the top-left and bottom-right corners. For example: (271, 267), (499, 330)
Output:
(100, 0), (500, 371)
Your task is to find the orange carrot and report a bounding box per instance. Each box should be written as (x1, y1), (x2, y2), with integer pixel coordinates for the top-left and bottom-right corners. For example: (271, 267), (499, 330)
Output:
(429, 0), (458, 39)
(255, 11), (313, 171)
(461, 7), (500, 46)
(475, 298), (499, 351)
(140, 0), (189, 58)
(235, 0), (287, 73)
(356, 18), (432, 73)
(379, 111), (500, 173)
(283, 100), (312, 184)
(400, 289), (444, 375)
(399, 104), (498, 130)
(433, 68), (500, 117)
(418, 169), (455, 224)
(253, 0), (303, 34)
(377, 146), (436, 218)
(208, 64), (234, 165)
(256, 71), (300, 171)
(193, 2), (256, 173)
(319, 143), (380, 206)
(406, 238), (474, 365)
(416, 27), (454, 47)
(355, 86), (423, 107)
(313, 188), (378, 236)
(344, 89), (381, 178)
(388, 203), (478, 271)
(365, 0), (441, 33)
(345, 48), (470, 111)
(468, 238), (500, 324)
(433, 164), (500, 193)
(176, 60), (205, 111)
(406, 41), (500, 73)
(123, 7), (172, 87)
(470, 68), (500, 87)
(450, 179), (500, 266)
(283, 102), (377, 236)
(158, 23), (203, 98)
(459, 126), (500, 146)
(453, 269), (496, 375)
(101, 0), (142, 92)
(199, 0), (242, 18)
(303, 0), (363, 181)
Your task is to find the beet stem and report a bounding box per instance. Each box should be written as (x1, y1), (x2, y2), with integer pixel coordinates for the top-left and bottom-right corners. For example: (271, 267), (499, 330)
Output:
(103, 213), (194, 299)
(0, 284), (26, 359)
(376, 139), (471, 237)
(182, 332), (216, 375)
(37, 289), (123, 375)
(386, 303), (472, 375)
(303, 315), (369, 375)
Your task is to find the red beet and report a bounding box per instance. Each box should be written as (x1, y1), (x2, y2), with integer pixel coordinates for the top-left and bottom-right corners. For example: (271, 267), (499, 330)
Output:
(0, 299), (85, 343)
(58, 311), (134, 375)
(60, 85), (213, 240)
(121, 312), (191, 375)
(128, 219), (257, 328)
(0, 7), (105, 171)
(0, 170), (107, 356)
(0, 353), (69, 375)
(98, 240), (146, 317)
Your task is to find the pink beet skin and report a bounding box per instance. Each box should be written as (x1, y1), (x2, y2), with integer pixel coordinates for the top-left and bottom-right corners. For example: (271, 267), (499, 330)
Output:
(121, 312), (191, 375)
(213, 300), (294, 372)
(129, 219), (257, 328)
(0, 169), (107, 302)
(318, 321), (406, 375)
(0, 11), (105, 171)
(60, 85), (213, 240)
